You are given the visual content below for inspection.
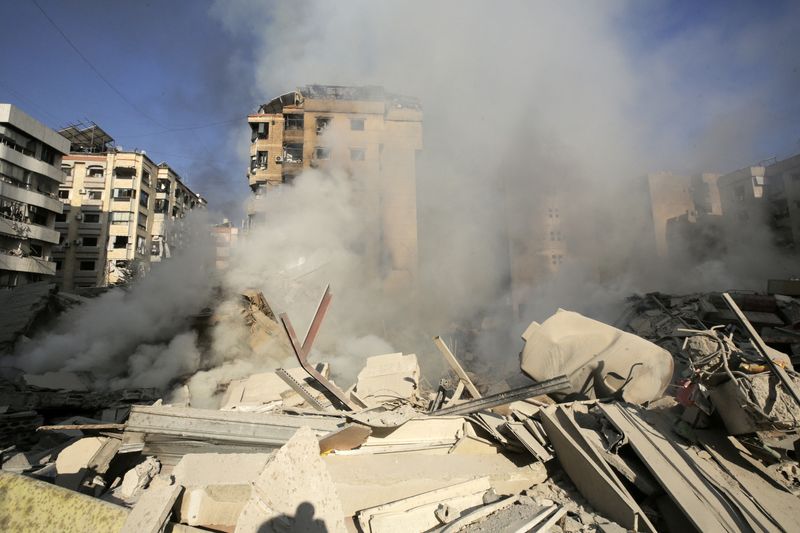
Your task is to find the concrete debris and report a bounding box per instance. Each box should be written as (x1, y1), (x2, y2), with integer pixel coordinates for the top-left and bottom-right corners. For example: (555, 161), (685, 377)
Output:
(351, 352), (421, 407)
(117, 456), (161, 500)
(54, 436), (109, 490)
(3, 285), (800, 533)
(520, 309), (674, 404)
(171, 453), (272, 528)
(235, 426), (346, 533)
(120, 474), (183, 533)
(220, 364), (332, 412)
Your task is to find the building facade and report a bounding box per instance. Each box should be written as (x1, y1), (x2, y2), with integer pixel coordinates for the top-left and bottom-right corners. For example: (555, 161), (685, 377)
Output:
(0, 104), (70, 287)
(246, 85), (423, 290)
(716, 155), (800, 253)
(211, 219), (239, 270)
(54, 123), (205, 290)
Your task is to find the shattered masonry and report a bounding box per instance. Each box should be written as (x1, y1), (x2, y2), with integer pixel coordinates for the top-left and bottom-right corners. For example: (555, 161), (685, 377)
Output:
(2, 281), (800, 532)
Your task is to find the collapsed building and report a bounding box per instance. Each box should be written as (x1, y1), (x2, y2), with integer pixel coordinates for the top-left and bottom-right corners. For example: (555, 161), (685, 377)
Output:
(2, 275), (800, 532)
(3, 87), (800, 532)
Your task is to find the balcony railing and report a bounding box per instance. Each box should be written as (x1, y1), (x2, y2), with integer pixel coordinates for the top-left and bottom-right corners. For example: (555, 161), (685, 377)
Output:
(0, 249), (55, 275)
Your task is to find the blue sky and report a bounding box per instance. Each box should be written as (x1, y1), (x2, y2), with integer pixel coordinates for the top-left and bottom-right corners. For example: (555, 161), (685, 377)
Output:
(0, 0), (257, 217)
(1, 1), (797, 220)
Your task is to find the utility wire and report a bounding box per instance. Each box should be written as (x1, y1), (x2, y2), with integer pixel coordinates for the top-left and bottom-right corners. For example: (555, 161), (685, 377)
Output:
(31, 0), (165, 127)
(114, 117), (244, 139)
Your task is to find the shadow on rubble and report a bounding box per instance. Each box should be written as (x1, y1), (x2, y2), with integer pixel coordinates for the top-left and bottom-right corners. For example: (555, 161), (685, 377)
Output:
(257, 502), (327, 533)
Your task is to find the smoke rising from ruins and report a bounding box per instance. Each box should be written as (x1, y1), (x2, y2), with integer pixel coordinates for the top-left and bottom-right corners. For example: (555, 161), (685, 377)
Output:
(5, 1), (799, 401)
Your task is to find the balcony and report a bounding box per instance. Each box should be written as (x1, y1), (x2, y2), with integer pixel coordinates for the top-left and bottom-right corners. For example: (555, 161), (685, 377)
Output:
(283, 128), (305, 142)
(0, 252), (56, 276)
(0, 144), (65, 184)
(0, 178), (62, 213)
(84, 176), (106, 188)
(0, 217), (60, 244)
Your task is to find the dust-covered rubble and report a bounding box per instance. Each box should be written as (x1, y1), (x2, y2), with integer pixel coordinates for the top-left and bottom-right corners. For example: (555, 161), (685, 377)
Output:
(2, 286), (800, 532)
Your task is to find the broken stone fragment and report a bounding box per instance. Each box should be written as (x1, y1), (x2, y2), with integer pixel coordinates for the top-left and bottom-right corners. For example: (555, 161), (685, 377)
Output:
(234, 426), (346, 533)
(520, 310), (673, 404)
(118, 456), (161, 500)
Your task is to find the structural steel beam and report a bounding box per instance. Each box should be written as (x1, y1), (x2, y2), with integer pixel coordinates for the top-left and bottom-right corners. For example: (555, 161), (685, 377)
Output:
(279, 285), (359, 411)
(431, 375), (571, 416)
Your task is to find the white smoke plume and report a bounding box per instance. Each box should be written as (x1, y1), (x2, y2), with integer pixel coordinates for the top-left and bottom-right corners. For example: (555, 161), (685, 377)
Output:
(6, 2), (798, 397)
(3, 212), (217, 388)
(208, 1), (798, 371)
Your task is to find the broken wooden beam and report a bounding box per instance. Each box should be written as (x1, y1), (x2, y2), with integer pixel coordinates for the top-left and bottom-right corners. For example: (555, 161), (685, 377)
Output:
(433, 336), (482, 399)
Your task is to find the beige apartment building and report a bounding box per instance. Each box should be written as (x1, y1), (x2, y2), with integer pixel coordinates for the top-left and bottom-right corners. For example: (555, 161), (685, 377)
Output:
(0, 104), (69, 287)
(246, 85), (423, 290)
(506, 189), (568, 319)
(54, 123), (205, 290)
(211, 219), (239, 270)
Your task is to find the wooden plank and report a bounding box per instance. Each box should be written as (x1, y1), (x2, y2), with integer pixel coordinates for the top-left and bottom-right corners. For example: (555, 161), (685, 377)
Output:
(120, 480), (182, 533)
(319, 424), (372, 453)
(433, 336), (482, 399)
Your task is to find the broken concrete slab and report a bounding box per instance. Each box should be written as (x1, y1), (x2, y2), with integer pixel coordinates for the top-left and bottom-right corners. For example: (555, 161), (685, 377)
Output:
(54, 436), (108, 490)
(358, 477), (491, 533)
(118, 456), (161, 500)
(120, 475), (183, 533)
(520, 310), (674, 404)
(539, 406), (655, 532)
(170, 452), (273, 528)
(337, 416), (465, 455)
(220, 364), (331, 412)
(0, 470), (199, 532)
(325, 452), (547, 515)
(599, 402), (780, 532)
(235, 426), (346, 533)
(351, 353), (421, 407)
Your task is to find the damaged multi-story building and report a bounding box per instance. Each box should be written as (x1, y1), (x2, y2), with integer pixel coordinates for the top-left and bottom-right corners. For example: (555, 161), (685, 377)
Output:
(634, 153), (800, 264)
(0, 104), (70, 287)
(506, 188), (568, 319)
(715, 154), (800, 251)
(246, 85), (423, 290)
(54, 122), (206, 290)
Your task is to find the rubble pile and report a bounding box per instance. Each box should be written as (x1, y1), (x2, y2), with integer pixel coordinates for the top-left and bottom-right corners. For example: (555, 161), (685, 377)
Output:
(2, 286), (800, 532)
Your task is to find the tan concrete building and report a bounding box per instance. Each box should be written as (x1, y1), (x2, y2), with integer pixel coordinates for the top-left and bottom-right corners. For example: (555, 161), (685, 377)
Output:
(716, 155), (800, 253)
(763, 154), (800, 249)
(506, 189), (568, 318)
(246, 85), (423, 289)
(54, 123), (205, 289)
(211, 219), (239, 270)
(638, 172), (722, 258)
(0, 104), (69, 287)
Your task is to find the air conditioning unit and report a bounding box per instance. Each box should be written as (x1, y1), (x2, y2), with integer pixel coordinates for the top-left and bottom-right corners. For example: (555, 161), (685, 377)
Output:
(275, 156), (283, 163)
(79, 188), (86, 194)
(75, 213), (83, 221)
(73, 239), (82, 246)
(64, 242), (71, 248)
